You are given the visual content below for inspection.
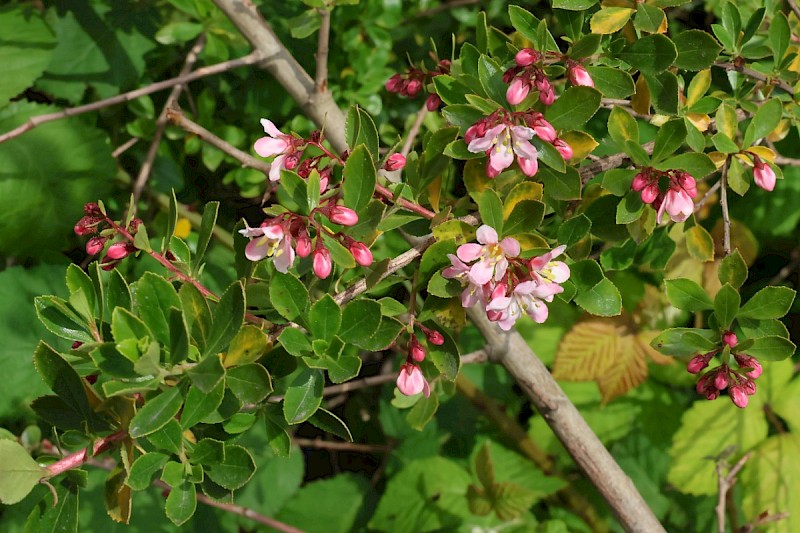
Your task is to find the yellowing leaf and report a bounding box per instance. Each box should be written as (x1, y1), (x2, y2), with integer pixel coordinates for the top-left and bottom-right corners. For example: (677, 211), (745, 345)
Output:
(686, 69), (711, 107)
(464, 159), (491, 200)
(685, 225), (715, 262)
(590, 7), (635, 34)
(631, 74), (651, 115)
(767, 119), (790, 142)
(745, 146), (777, 165)
(559, 130), (599, 162)
(428, 175), (442, 212)
(513, 233), (549, 251)
(503, 182), (543, 219)
(685, 113), (711, 132)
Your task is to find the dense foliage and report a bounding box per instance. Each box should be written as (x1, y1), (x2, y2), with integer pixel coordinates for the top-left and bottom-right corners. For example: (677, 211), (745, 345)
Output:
(0, 0), (799, 532)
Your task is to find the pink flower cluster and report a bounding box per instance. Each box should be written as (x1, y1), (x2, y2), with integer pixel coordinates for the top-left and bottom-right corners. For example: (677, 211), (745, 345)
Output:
(395, 324), (445, 397)
(465, 109), (572, 178)
(385, 59), (450, 111)
(504, 49), (593, 107)
(240, 203), (372, 279)
(74, 203), (142, 270)
(688, 332), (763, 408)
(442, 225), (570, 331)
(632, 168), (698, 223)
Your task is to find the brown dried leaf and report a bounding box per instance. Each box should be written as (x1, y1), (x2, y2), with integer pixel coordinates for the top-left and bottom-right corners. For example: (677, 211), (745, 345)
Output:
(597, 335), (647, 403)
(552, 319), (623, 380)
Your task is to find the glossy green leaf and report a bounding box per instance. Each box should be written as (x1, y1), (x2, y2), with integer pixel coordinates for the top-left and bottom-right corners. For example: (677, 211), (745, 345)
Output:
(126, 452), (169, 491)
(165, 480), (196, 526)
(673, 30), (722, 70)
(309, 408), (352, 441)
(309, 294), (342, 341)
(33, 342), (97, 429)
(227, 364), (273, 404)
(270, 272), (308, 322)
(585, 67), (635, 99)
(714, 284), (740, 330)
(650, 328), (719, 356)
(665, 278), (713, 311)
(651, 120), (686, 163)
(718, 249), (748, 288)
(747, 336), (796, 361)
(655, 152), (716, 178)
(343, 145), (376, 213)
(770, 12), (790, 69)
(634, 3), (665, 34)
(742, 98), (783, 147)
(643, 71), (679, 114)
(180, 381), (225, 429)
(339, 299), (382, 345)
(187, 353), (225, 393)
(134, 272), (180, 346)
(205, 281), (245, 357)
(283, 368), (324, 424)
(129, 386), (184, 439)
(545, 86), (601, 130)
(619, 34), (677, 73)
(193, 201), (219, 274)
(608, 107), (639, 147)
(602, 169), (637, 196)
(574, 278), (622, 316)
(738, 286), (796, 319)
(616, 192), (645, 224)
(34, 296), (94, 343)
(179, 283), (212, 352)
(503, 200), (544, 236)
(206, 444), (256, 490)
(146, 418), (183, 455)
(345, 106), (380, 159)
(557, 214), (592, 246)
(225, 325), (269, 367)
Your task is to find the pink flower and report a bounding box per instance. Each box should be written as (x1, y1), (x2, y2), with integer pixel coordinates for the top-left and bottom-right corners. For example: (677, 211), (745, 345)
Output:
(239, 223), (296, 272)
(515, 48), (539, 67)
(106, 242), (132, 260)
(730, 385), (749, 408)
(722, 331), (738, 348)
(329, 206), (359, 226)
(528, 245), (570, 284)
(753, 156), (776, 191)
(687, 353), (712, 374)
(349, 242), (373, 267)
(467, 124), (539, 178)
(528, 115), (556, 143)
(567, 62), (594, 87)
(384, 153), (406, 171)
(313, 247), (332, 279)
(255, 119), (293, 182)
(506, 78), (530, 106)
(442, 254), (486, 308)
(456, 225), (520, 285)
(485, 280), (564, 330)
(657, 187), (694, 223)
(553, 139), (573, 161)
(396, 363), (430, 397)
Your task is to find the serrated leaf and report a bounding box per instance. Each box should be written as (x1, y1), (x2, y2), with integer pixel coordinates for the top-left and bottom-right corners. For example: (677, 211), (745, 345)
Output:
(227, 364), (273, 404)
(343, 145), (376, 213)
(283, 368), (324, 424)
(129, 386), (184, 438)
(0, 439), (45, 504)
(126, 452), (169, 491)
(650, 328), (718, 356)
(738, 286), (796, 319)
(309, 294), (342, 341)
(224, 325), (269, 367)
(718, 249), (748, 288)
(545, 86), (601, 130)
(205, 281), (244, 357)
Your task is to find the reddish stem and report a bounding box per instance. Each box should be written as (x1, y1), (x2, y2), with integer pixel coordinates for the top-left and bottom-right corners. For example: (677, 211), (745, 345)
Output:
(374, 184), (436, 219)
(44, 431), (127, 478)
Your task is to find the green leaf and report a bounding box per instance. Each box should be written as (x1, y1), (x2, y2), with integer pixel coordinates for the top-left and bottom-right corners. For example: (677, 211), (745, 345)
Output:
(345, 106), (379, 159)
(747, 335), (796, 361)
(508, 6), (558, 52)
(569, 33), (602, 59)
(651, 120), (686, 163)
(308, 295), (342, 341)
(343, 145), (376, 213)
(180, 283), (212, 352)
(309, 408), (353, 441)
(643, 71), (679, 114)
(738, 286), (796, 319)
(711, 132), (740, 154)
(65, 264), (97, 323)
(557, 214), (592, 246)
(283, 368), (324, 424)
(538, 166), (582, 200)
(650, 328), (719, 356)
(665, 279), (714, 311)
(227, 364), (273, 404)
(275, 473), (369, 533)
(616, 191), (645, 224)
(34, 296), (94, 343)
(590, 7), (634, 34)
(478, 55), (508, 105)
(742, 98), (782, 147)
(33, 342), (98, 430)
(553, 0), (598, 10)
(770, 12), (790, 69)
(270, 272), (309, 322)
(634, 4), (665, 34)
(0, 439), (45, 504)
(278, 327), (313, 357)
(193, 201), (219, 274)
(407, 392), (440, 430)
(205, 281), (245, 357)
(146, 419), (183, 455)
(714, 284), (740, 330)
(133, 272), (180, 346)
(320, 231), (356, 269)
(478, 189), (504, 234)
(574, 278), (622, 316)
(165, 480), (196, 526)
(264, 405), (292, 457)
(129, 386), (184, 439)
(126, 452), (169, 491)
(278, 170), (308, 214)
(169, 308), (189, 365)
(655, 152), (717, 178)
(585, 67), (635, 99)
(205, 443), (256, 491)
(187, 353), (225, 393)
(718, 249), (748, 288)
(180, 381), (225, 429)
(608, 106), (639, 146)
(544, 86), (602, 130)
(602, 169), (638, 196)
(224, 325), (269, 367)
(673, 30), (722, 70)
(0, 5), (55, 107)
(619, 34), (677, 73)
(685, 225), (715, 262)
(111, 307), (151, 344)
(503, 200), (545, 236)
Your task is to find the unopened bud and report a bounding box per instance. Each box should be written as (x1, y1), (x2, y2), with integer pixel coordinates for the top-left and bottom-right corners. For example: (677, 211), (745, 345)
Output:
(506, 77), (530, 106)
(641, 183), (660, 204)
(385, 74), (403, 93)
(515, 48), (538, 67)
(411, 340), (426, 362)
(425, 93), (442, 111)
(631, 173), (649, 192)
(295, 235), (312, 258)
(384, 153), (406, 172)
(349, 242), (373, 267)
(568, 63), (594, 87)
(329, 205), (359, 226)
(714, 370), (729, 391)
(313, 247), (332, 279)
(74, 216), (99, 236)
(553, 139), (573, 160)
(106, 242), (132, 260)
(722, 331), (738, 348)
(84, 202), (102, 216)
(284, 152), (300, 170)
(426, 330), (445, 346)
(687, 354), (710, 374)
(405, 79), (422, 97)
(730, 386), (749, 408)
(86, 236), (106, 256)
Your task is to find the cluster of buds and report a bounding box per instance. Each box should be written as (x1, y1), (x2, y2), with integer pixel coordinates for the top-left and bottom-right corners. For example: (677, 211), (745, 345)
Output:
(504, 49), (594, 107)
(385, 59), (450, 111)
(465, 109), (572, 177)
(442, 225), (570, 331)
(396, 322), (445, 397)
(74, 203), (141, 270)
(688, 332), (763, 408)
(254, 119), (311, 183)
(239, 203), (373, 279)
(631, 168), (698, 223)
(751, 154), (776, 192)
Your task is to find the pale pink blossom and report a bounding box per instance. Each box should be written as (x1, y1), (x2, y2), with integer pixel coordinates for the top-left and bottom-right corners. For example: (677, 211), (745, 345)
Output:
(396, 363), (430, 397)
(254, 119), (293, 182)
(455, 225), (520, 285)
(657, 187), (694, 223)
(528, 245), (570, 284)
(442, 254), (486, 308)
(467, 125), (539, 178)
(753, 156), (776, 191)
(515, 48), (538, 67)
(485, 281), (565, 330)
(239, 223), (295, 272)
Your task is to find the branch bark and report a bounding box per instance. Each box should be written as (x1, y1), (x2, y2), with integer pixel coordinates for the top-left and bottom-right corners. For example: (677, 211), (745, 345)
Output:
(212, 0), (348, 153)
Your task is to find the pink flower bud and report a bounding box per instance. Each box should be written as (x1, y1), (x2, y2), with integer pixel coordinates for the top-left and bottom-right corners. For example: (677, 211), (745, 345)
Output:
(405, 79), (423, 97)
(568, 63), (594, 87)
(696, 373), (714, 394)
(753, 156), (776, 192)
(349, 242), (373, 267)
(396, 363), (430, 397)
(506, 78), (530, 106)
(426, 330), (445, 346)
(539, 85), (555, 106)
(385, 74), (403, 93)
(313, 247), (332, 279)
(319, 175), (329, 194)
(714, 370), (729, 391)
(553, 139), (573, 160)
(631, 173), (649, 192)
(411, 340), (426, 362)
(425, 93), (442, 111)
(677, 172), (697, 198)
(465, 122), (488, 145)
(515, 48), (539, 67)
(743, 380), (757, 395)
(86, 236), (106, 256)
(722, 331), (738, 348)
(329, 206), (359, 226)
(532, 118), (556, 143)
(74, 215), (99, 236)
(101, 260), (119, 271)
(736, 355), (763, 379)
(84, 202), (102, 215)
(502, 67), (518, 84)
(730, 385), (749, 408)
(106, 242), (131, 260)
(641, 183), (660, 204)
(72, 341), (83, 349)
(687, 354), (710, 374)
(284, 152), (300, 170)
(384, 153), (407, 172)
(295, 235), (312, 258)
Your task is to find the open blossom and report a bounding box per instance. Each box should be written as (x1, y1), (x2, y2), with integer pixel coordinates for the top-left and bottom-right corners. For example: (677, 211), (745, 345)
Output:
(456, 225), (520, 285)
(467, 124), (539, 178)
(239, 223), (295, 272)
(254, 119), (297, 182)
(486, 281), (564, 330)
(396, 363), (430, 397)
(657, 177), (696, 223)
(442, 253), (487, 308)
(753, 155), (776, 191)
(529, 245), (570, 284)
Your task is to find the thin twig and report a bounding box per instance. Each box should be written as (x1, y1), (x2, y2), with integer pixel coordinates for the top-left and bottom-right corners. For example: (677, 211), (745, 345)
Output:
(133, 35), (207, 204)
(42, 431), (127, 478)
(719, 157), (732, 256)
(293, 438), (391, 453)
(112, 137), (140, 158)
(0, 53), (261, 145)
(400, 103), (428, 157)
(775, 154), (800, 165)
(789, 0), (800, 20)
(694, 180), (722, 212)
(314, 9), (331, 92)
(714, 62), (795, 95)
(715, 452), (751, 533)
(374, 183), (437, 219)
(320, 374), (396, 396)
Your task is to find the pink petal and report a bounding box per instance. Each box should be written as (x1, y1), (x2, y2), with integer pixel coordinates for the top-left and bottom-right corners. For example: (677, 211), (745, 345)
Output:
(476, 225), (498, 244)
(548, 262), (570, 283)
(269, 155), (285, 182)
(457, 243), (482, 262)
(245, 237), (271, 261)
(488, 142), (514, 173)
(273, 240), (295, 273)
(486, 296), (512, 312)
(518, 156), (538, 177)
(260, 118), (283, 138)
(499, 237), (520, 257)
(254, 137), (289, 158)
(469, 260), (494, 285)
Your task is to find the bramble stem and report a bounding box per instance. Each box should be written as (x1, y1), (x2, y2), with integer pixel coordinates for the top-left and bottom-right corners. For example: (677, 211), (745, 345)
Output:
(43, 431), (127, 478)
